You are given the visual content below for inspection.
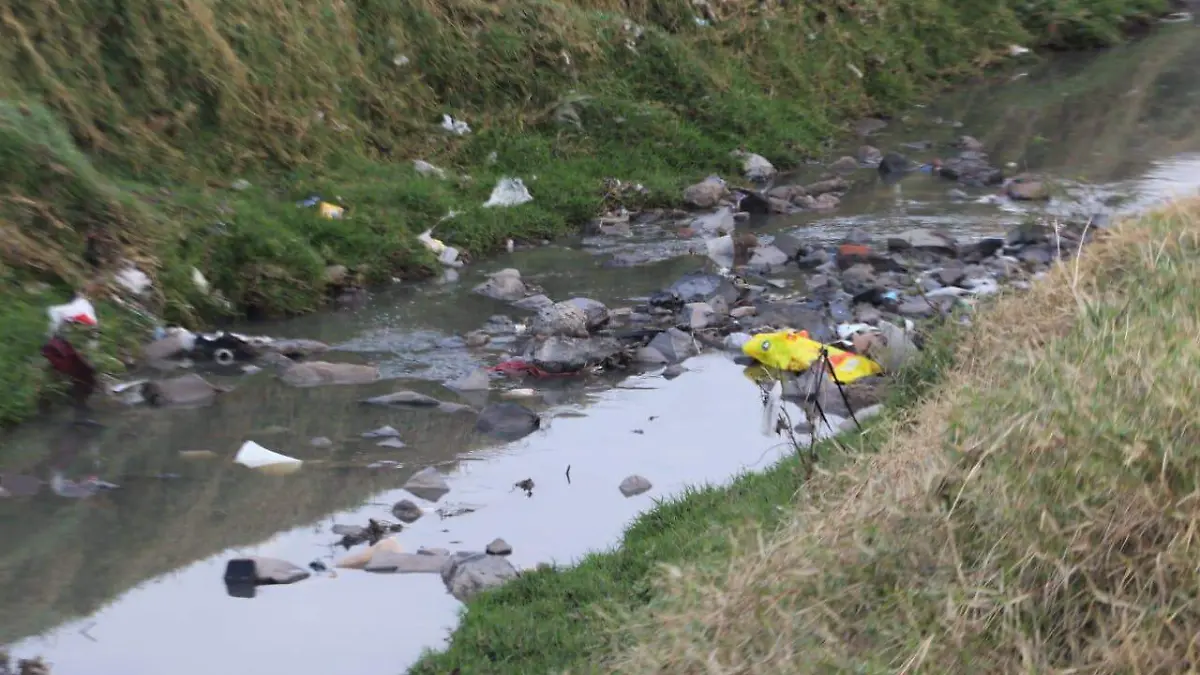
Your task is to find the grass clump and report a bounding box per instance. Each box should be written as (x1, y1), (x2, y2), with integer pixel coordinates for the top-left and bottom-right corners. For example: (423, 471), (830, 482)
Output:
(406, 327), (959, 674)
(608, 200), (1200, 673)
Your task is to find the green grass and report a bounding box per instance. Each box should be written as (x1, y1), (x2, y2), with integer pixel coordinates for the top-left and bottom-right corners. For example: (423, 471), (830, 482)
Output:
(604, 202), (1200, 673)
(406, 324), (960, 674)
(0, 0), (1168, 425)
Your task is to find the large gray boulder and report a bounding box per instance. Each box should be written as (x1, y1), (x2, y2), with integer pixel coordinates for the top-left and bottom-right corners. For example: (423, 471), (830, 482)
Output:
(440, 551), (520, 602)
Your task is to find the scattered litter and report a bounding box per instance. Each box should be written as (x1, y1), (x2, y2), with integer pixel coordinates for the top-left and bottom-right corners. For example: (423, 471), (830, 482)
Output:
(234, 441), (303, 471)
(501, 388), (538, 399)
(760, 379), (783, 436)
(441, 114), (471, 135)
(47, 296), (98, 334)
(115, 265), (152, 296)
(742, 330), (883, 384)
(1008, 44), (1030, 56)
(835, 323), (875, 340)
(393, 54), (410, 66)
(231, 179), (252, 191)
(483, 177), (533, 208)
(318, 202), (345, 219)
(192, 268), (210, 294)
(413, 159), (447, 179)
(419, 228), (447, 254)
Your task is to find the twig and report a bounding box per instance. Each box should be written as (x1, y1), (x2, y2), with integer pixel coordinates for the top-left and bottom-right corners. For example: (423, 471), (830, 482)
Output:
(565, 465), (571, 484)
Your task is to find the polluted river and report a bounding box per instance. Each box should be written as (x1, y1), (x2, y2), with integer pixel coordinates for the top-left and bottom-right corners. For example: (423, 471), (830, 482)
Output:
(3, 23), (1200, 675)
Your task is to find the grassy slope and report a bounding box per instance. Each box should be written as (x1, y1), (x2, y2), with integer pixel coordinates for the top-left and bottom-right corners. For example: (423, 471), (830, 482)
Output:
(0, 0), (1167, 426)
(608, 201), (1200, 673)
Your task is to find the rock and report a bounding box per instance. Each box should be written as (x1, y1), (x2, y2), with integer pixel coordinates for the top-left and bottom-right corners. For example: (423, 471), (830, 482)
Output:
(402, 467), (451, 502)
(860, 321), (920, 372)
(337, 537), (403, 570)
(1006, 177), (1049, 201)
(665, 271), (740, 305)
(143, 374), (223, 407)
(956, 135), (985, 152)
(937, 155), (1003, 187)
(734, 189), (772, 215)
(933, 262), (967, 287)
(310, 436), (334, 448)
(473, 268), (527, 302)
(566, 298), (610, 330)
(1018, 245), (1055, 266)
(391, 499), (424, 523)
(853, 118), (888, 136)
(268, 339), (331, 358)
(377, 438), (407, 449)
(619, 474), (653, 497)
(441, 551), (520, 602)
(886, 229), (958, 256)
(878, 152), (912, 175)
(841, 263), (881, 298)
(366, 551), (449, 574)
(813, 193), (840, 210)
(682, 177), (729, 209)
(766, 185), (807, 202)
(730, 306), (757, 319)
(748, 303), (836, 342)
(361, 390), (443, 407)
(856, 145), (883, 166)
(486, 538), (513, 556)
(531, 301), (589, 338)
(635, 346), (669, 364)
(804, 176), (849, 197)
(748, 244), (790, 271)
(648, 328), (698, 364)
(960, 237), (1005, 262)
(476, 402), (541, 441)
(280, 361), (380, 387)
(685, 302), (715, 330)
(512, 294), (554, 311)
(527, 336), (625, 374)
(362, 425), (402, 439)
(735, 151), (776, 182)
(464, 330), (491, 347)
(897, 297), (937, 317)
(447, 369), (491, 392)
(251, 557), (310, 585)
(771, 232), (805, 260)
(830, 155), (859, 172)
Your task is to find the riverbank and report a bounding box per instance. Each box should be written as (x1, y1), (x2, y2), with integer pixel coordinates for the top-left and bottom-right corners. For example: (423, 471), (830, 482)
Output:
(409, 198), (1200, 673)
(0, 0), (1171, 426)
(408, 199), (1195, 672)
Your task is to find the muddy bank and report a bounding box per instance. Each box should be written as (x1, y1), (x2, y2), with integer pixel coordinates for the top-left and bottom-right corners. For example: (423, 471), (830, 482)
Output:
(4, 23), (1200, 675)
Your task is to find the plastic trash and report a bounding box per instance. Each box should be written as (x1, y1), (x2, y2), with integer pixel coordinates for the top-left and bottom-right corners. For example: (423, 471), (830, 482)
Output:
(742, 330), (883, 383)
(318, 202), (345, 219)
(235, 441), (303, 470)
(483, 177), (533, 208)
(441, 114), (471, 136)
(835, 323), (874, 340)
(760, 379), (783, 436)
(47, 296), (98, 334)
(418, 228), (447, 254)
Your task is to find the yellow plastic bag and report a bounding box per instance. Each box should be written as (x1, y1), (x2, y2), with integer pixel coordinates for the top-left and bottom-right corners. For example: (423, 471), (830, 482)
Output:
(318, 202), (345, 219)
(741, 330), (883, 384)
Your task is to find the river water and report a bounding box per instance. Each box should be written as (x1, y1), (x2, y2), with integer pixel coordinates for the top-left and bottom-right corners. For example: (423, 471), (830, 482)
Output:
(2, 23), (1199, 675)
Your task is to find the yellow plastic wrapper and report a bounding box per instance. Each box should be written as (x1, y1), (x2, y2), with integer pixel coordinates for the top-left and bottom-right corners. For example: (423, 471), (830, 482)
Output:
(318, 201), (345, 219)
(741, 329), (883, 384)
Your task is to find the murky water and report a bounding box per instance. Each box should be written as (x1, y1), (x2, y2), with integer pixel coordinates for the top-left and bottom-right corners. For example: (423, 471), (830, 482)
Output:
(3, 24), (1200, 675)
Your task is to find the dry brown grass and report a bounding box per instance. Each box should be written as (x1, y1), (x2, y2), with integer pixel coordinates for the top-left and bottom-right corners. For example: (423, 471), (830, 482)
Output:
(611, 200), (1200, 674)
